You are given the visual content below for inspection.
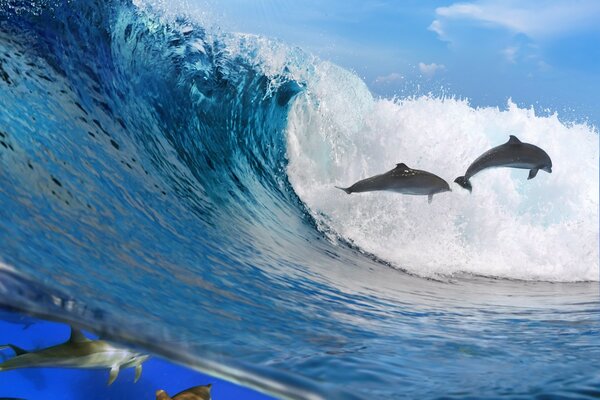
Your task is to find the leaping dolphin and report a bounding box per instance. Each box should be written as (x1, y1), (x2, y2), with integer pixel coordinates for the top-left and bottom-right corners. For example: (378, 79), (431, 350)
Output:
(0, 326), (149, 385)
(455, 135), (552, 192)
(156, 384), (212, 400)
(336, 163), (451, 203)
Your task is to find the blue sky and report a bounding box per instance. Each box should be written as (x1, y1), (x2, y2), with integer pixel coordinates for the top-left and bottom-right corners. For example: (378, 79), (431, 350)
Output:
(202, 0), (600, 127)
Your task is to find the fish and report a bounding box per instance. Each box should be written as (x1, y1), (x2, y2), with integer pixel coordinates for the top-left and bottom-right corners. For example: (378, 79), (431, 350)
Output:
(156, 384), (212, 400)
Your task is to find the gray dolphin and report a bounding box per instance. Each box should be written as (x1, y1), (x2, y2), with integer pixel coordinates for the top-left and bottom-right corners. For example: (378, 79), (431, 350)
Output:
(336, 163), (451, 203)
(0, 326), (149, 385)
(455, 135), (552, 192)
(156, 384), (212, 400)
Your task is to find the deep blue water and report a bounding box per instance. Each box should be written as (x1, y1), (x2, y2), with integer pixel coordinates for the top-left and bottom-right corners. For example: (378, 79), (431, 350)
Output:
(0, 310), (274, 399)
(0, 0), (598, 399)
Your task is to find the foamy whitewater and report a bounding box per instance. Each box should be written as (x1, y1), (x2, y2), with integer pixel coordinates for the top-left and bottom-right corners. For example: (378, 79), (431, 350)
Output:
(0, 1), (599, 399)
(287, 62), (599, 281)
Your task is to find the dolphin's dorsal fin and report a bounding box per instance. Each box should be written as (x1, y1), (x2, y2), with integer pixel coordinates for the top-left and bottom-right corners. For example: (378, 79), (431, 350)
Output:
(396, 163), (410, 170)
(507, 135), (522, 144)
(69, 327), (90, 343)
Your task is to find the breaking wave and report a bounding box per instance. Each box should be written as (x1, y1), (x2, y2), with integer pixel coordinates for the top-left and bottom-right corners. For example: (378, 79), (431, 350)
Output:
(0, 0), (598, 399)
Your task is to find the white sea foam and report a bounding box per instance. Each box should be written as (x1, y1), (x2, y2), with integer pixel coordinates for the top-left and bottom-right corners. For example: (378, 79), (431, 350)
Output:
(286, 62), (599, 282)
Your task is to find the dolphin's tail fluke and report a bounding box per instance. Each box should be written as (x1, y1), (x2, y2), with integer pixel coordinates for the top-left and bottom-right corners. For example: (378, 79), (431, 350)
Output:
(454, 176), (472, 193)
(0, 344), (28, 356)
(0, 344), (28, 370)
(335, 186), (352, 194)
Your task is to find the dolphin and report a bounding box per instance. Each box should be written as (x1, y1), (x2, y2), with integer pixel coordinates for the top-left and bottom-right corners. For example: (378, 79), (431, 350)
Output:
(454, 135), (552, 192)
(0, 326), (149, 385)
(336, 163), (451, 203)
(156, 384), (212, 400)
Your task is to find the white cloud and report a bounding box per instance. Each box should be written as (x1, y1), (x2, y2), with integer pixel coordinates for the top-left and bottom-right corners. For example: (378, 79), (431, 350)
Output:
(433, 0), (600, 40)
(374, 72), (404, 84)
(428, 19), (447, 40)
(502, 46), (518, 63)
(418, 62), (446, 78)
(537, 60), (551, 71)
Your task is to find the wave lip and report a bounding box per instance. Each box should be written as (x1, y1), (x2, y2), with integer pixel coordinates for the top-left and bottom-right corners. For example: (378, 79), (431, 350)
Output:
(286, 69), (599, 282)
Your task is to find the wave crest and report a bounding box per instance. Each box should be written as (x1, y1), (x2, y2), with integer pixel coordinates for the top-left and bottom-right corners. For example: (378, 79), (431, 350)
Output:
(286, 65), (599, 281)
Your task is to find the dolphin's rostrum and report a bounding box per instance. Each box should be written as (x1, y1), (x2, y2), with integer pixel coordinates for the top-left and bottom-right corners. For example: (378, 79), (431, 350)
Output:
(156, 384), (212, 400)
(336, 163), (451, 203)
(455, 135), (552, 192)
(0, 326), (149, 385)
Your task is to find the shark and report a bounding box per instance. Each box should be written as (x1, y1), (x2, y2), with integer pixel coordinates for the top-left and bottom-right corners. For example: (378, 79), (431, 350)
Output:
(0, 326), (149, 385)
(156, 384), (212, 400)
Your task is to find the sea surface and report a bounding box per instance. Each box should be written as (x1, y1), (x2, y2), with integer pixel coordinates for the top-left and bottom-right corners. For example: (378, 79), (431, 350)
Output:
(0, 1), (599, 399)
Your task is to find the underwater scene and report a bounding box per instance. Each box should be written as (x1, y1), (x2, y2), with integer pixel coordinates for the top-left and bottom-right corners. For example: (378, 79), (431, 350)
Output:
(0, 308), (272, 399)
(0, 0), (599, 399)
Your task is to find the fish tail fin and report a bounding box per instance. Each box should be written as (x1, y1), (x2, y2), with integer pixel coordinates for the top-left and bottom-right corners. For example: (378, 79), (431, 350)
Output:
(0, 344), (28, 356)
(454, 176), (472, 193)
(335, 186), (352, 194)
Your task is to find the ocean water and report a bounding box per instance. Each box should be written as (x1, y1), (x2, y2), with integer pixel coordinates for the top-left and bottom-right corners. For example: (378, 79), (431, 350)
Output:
(0, 0), (599, 399)
(0, 309), (274, 399)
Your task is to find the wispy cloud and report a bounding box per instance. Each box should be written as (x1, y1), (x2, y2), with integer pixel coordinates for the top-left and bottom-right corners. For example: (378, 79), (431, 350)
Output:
(374, 72), (404, 84)
(418, 62), (445, 78)
(433, 0), (600, 40)
(428, 19), (447, 41)
(502, 46), (518, 63)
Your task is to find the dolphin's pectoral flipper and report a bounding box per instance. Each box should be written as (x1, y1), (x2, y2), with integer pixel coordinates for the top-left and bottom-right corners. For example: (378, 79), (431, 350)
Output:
(528, 168), (539, 180)
(0, 344), (29, 356)
(134, 363), (143, 383)
(108, 365), (120, 385)
(507, 135), (522, 144)
(428, 194), (433, 204)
